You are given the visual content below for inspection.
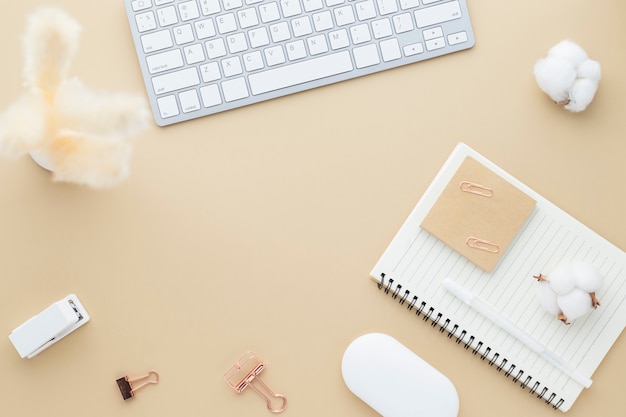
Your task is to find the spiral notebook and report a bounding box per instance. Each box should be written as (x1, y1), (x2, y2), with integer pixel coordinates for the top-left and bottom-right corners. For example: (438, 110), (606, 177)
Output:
(370, 143), (626, 412)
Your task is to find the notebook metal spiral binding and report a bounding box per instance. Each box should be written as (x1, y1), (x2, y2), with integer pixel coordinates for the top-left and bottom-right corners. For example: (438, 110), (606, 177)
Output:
(377, 273), (565, 410)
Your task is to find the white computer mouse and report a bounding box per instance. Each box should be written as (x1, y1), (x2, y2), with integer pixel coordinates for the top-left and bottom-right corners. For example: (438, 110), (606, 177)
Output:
(341, 333), (459, 417)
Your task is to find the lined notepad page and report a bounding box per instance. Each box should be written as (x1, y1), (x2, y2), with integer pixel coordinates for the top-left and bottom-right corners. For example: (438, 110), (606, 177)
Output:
(370, 143), (626, 412)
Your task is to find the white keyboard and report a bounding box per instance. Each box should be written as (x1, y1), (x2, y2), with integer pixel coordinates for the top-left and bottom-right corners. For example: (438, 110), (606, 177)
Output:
(124, 0), (475, 126)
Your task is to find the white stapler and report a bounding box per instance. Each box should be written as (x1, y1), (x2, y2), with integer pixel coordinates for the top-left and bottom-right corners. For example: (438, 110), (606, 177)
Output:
(8, 294), (90, 358)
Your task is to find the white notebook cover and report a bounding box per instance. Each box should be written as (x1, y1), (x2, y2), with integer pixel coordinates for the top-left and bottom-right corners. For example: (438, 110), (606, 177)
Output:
(370, 143), (626, 412)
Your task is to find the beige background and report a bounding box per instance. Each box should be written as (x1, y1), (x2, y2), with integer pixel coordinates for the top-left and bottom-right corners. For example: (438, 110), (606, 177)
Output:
(0, 1), (624, 417)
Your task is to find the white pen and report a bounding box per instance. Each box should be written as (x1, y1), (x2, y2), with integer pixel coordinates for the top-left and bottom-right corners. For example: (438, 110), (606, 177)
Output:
(443, 278), (592, 388)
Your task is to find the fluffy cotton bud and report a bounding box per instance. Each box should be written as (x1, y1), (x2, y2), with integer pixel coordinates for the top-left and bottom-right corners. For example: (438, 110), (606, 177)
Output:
(534, 40), (601, 112)
(534, 262), (603, 324)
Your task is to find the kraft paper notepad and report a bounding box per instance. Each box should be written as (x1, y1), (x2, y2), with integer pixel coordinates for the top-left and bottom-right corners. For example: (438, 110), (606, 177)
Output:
(370, 143), (626, 412)
(421, 156), (536, 272)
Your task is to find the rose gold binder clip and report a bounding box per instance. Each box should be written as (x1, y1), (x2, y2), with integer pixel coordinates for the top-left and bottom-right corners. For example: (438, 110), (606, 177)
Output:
(224, 352), (287, 413)
(116, 369), (159, 400)
(460, 181), (493, 197)
(466, 237), (500, 253)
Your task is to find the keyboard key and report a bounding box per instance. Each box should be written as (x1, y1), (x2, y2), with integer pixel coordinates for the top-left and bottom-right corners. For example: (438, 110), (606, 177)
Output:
(238, 8), (260, 28)
(303, 0), (324, 12)
(280, 0), (303, 17)
(372, 18), (392, 39)
(286, 40), (307, 61)
(448, 31), (468, 45)
(174, 24), (195, 44)
(425, 37), (445, 51)
(270, 22), (291, 42)
(146, 49), (184, 74)
(194, 19), (216, 39)
(217, 13), (238, 33)
(136, 11), (157, 32)
(199, 0), (221, 15)
(265, 46), (286, 66)
(356, 1), (377, 20)
(380, 38), (401, 61)
(206, 38), (227, 58)
(329, 29), (350, 50)
(376, 0), (398, 16)
(200, 62), (221, 82)
(152, 67), (200, 94)
(423, 27), (443, 41)
(157, 94), (179, 118)
(260, 2), (281, 22)
(221, 56), (244, 77)
(179, 1), (201, 21)
(403, 42), (424, 56)
(132, 1), (153, 12)
(179, 89), (201, 112)
(350, 24), (371, 44)
(227, 33), (248, 53)
(399, 0), (419, 9)
(353, 44), (380, 68)
(307, 35), (329, 55)
(392, 13), (413, 34)
(200, 84), (223, 107)
(312, 11), (333, 32)
(141, 29), (173, 53)
(157, 6), (179, 26)
(243, 50), (265, 71)
(335, 6), (356, 26)
(224, 0), (243, 10)
(183, 43), (206, 64)
(249, 27), (270, 48)
(414, 0), (462, 28)
(248, 51), (353, 95)
(292, 16), (313, 37)
(222, 77), (250, 101)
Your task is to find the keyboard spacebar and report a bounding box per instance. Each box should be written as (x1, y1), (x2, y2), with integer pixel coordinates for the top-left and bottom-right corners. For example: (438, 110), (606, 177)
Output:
(249, 51), (354, 95)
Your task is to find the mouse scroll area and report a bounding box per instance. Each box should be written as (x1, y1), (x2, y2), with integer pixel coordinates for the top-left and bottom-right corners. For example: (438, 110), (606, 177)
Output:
(341, 333), (459, 417)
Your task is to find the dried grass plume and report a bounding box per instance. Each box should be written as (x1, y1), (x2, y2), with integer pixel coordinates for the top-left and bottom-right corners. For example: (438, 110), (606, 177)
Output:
(0, 7), (150, 188)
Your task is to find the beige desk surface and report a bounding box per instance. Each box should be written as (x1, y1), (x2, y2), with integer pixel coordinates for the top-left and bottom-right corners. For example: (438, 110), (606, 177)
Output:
(1, 1), (625, 416)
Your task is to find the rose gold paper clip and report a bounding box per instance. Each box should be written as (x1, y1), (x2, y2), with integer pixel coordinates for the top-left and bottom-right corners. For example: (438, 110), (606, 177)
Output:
(224, 352), (287, 413)
(466, 237), (500, 253)
(460, 181), (493, 197)
(116, 369), (159, 400)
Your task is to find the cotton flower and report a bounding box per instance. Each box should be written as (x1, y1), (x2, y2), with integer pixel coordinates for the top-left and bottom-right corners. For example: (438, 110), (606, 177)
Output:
(0, 7), (150, 188)
(533, 262), (602, 325)
(533, 40), (601, 112)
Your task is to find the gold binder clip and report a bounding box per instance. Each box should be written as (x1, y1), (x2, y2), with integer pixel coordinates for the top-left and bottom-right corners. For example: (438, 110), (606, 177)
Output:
(466, 237), (500, 253)
(116, 369), (159, 400)
(460, 181), (493, 197)
(224, 352), (287, 413)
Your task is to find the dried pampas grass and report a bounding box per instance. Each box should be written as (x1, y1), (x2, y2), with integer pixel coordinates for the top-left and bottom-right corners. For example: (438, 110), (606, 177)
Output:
(0, 7), (150, 188)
